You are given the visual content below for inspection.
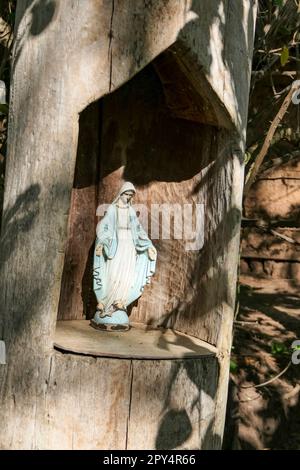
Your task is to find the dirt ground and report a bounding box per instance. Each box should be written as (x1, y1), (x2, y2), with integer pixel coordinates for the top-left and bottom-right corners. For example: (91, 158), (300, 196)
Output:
(223, 274), (300, 450)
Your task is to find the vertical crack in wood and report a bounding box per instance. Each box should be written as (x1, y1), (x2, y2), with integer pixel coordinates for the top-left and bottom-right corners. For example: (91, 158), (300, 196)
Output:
(125, 360), (134, 450)
(46, 355), (53, 387)
(108, 0), (115, 92)
(223, 0), (230, 104)
(32, 397), (37, 450)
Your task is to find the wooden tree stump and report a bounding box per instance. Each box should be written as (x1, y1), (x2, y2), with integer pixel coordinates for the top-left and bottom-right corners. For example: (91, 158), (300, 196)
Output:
(0, 0), (257, 449)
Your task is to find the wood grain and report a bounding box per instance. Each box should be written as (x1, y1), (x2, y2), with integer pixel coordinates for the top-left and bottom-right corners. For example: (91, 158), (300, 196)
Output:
(0, 0), (257, 449)
(97, 64), (240, 346)
(127, 357), (219, 450)
(54, 320), (217, 360)
(58, 102), (101, 320)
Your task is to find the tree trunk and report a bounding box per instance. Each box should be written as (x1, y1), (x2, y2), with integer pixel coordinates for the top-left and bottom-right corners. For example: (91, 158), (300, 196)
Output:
(0, 0), (257, 449)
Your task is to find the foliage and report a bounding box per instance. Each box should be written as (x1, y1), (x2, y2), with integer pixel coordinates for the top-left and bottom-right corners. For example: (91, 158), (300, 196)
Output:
(270, 341), (290, 356)
(0, 0), (16, 220)
(245, 0), (300, 187)
(230, 359), (239, 374)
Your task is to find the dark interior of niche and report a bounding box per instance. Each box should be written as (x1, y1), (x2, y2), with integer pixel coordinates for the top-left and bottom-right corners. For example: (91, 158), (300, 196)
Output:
(57, 48), (215, 323)
(57, 100), (102, 321)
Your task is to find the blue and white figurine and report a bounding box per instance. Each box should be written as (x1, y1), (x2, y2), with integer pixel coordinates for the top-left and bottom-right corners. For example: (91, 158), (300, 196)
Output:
(91, 182), (157, 331)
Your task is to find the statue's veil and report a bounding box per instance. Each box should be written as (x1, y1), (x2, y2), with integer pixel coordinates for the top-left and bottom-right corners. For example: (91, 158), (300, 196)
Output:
(112, 181), (136, 205)
(96, 182), (136, 216)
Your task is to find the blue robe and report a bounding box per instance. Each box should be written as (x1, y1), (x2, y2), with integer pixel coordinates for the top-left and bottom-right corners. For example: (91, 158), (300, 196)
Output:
(93, 204), (156, 310)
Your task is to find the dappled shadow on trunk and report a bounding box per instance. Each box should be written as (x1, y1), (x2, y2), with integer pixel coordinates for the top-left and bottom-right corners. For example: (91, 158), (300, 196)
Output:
(0, 0), (255, 449)
(0, 183), (40, 260)
(0, 183), (40, 337)
(11, 0), (58, 79)
(155, 358), (220, 450)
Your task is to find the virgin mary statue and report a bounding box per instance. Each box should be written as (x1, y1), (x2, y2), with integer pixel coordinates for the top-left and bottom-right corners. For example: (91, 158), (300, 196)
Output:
(91, 182), (157, 331)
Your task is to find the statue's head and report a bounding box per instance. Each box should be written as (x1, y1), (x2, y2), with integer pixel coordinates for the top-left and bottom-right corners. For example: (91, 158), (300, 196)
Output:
(118, 182), (136, 205)
(120, 190), (135, 205)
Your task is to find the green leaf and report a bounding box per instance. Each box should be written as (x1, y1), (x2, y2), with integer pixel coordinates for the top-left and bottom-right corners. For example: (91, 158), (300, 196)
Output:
(271, 341), (289, 356)
(280, 46), (289, 67)
(0, 103), (8, 115)
(273, 0), (284, 7)
(230, 359), (238, 373)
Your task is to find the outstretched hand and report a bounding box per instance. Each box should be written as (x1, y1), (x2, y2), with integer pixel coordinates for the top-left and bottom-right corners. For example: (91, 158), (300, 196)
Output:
(148, 247), (157, 261)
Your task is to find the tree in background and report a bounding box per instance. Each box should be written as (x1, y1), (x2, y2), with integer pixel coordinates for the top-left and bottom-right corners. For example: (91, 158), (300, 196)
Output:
(246, 0), (300, 194)
(0, 0), (15, 223)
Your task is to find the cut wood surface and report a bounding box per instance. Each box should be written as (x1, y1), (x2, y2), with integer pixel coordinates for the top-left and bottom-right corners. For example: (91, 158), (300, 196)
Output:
(55, 320), (217, 360)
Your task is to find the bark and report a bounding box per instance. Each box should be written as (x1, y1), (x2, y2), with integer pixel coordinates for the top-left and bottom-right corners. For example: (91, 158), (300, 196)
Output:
(0, 0), (257, 449)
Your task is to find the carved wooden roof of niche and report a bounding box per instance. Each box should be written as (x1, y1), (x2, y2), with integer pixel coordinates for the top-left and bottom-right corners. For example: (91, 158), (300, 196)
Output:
(153, 47), (225, 128)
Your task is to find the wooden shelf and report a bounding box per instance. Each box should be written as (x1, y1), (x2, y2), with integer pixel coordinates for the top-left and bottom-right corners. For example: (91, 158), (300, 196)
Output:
(54, 320), (217, 360)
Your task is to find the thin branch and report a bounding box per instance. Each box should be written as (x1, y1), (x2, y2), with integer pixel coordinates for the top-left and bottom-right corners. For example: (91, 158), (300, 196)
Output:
(270, 229), (299, 244)
(240, 361), (292, 389)
(244, 83), (299, 195)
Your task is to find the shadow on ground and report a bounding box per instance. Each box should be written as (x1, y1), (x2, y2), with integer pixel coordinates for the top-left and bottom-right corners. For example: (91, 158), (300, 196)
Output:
(224, 274), (300, 450)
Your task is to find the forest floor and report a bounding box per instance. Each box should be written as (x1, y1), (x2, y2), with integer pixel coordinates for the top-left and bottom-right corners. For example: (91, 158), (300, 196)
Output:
(224, 274), (300, 450)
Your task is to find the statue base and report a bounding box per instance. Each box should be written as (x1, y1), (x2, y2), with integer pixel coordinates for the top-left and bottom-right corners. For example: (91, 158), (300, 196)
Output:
(90, 309), (130, 332)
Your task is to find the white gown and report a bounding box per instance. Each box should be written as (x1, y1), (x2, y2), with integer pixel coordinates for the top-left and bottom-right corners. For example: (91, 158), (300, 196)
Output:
(102, 205), (137, 313)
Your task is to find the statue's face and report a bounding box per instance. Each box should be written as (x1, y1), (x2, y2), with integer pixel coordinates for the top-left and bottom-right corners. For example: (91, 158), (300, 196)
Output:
(120, 190), (134, 204)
